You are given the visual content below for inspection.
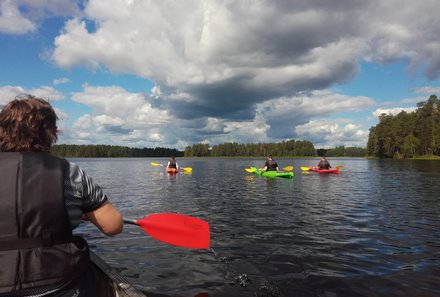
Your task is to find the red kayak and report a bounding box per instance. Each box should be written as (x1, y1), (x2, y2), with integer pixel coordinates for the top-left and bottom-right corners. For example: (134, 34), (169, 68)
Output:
(308, 167), (340, 174)
(166, 167), (179, 174)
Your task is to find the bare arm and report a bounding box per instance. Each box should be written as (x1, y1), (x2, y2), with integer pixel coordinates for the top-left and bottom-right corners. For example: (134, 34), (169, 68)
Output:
(83, 200), (123, 236)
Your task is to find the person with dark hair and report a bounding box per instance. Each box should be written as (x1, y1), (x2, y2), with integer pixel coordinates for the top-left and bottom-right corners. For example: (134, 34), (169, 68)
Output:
(166, 155), (180, 173)
(264, 154), (279, 171)
(0, 95), (123, 296)
(317, 156), (331, 169)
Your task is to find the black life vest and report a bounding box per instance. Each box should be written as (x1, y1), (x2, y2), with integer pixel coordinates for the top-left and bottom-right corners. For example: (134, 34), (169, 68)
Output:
(266, 159), (277, 171)
(168, 160), (177, 168)
(0, 152), (89, 294)
(318, 160), (330, 169)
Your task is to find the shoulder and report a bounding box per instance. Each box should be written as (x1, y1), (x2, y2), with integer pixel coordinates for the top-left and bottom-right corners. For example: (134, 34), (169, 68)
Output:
(64, 160), (84, 178)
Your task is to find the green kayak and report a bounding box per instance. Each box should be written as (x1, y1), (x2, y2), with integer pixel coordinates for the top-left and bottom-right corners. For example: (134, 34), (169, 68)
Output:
(250, 167), (294, 178)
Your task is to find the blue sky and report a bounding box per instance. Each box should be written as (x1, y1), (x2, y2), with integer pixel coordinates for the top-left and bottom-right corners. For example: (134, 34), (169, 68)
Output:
(1, 0), (440, 150)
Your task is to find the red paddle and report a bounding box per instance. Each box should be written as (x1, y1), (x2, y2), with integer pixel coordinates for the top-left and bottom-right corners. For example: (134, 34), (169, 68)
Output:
(124, 213), (210, 249)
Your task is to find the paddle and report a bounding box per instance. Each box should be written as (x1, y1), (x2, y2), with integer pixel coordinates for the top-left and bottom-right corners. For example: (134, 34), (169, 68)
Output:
(124, 213), (210, 249)
(282, 166), (294, 171)
(151, 162), (192, 172)
(245, 166), (293, 172)
(245, 167), (258, 173)
(301, 165), (343, 171)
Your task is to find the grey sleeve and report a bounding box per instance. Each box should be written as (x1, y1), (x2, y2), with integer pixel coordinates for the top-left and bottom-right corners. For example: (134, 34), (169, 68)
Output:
(64, 161), (108, 229)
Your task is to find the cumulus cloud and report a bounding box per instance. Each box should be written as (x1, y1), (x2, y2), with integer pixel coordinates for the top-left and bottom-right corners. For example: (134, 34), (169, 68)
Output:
(254, 90), (375, 139)
(51, 1), (369, 122)
(4, 0), (440, 148)
(0, 1), (35, 34)
(0, 0), (82, 34)
(63, 85), (173, 147)
(372, 107), (417, 117)
(296, 120), (369, 148)
(50, 0), (440, 122)
(50, 81), (377, 148)
(0, 85), (63, 105)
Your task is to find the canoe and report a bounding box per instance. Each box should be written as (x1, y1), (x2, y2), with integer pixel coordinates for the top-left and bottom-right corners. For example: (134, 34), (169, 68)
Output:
(308, 167), (340, 174)
(251, 167), (294, 178)
(91, 250), (147, 297)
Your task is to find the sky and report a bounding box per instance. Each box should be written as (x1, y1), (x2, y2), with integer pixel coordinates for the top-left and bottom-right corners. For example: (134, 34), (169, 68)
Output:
(1, 0), (440, 150)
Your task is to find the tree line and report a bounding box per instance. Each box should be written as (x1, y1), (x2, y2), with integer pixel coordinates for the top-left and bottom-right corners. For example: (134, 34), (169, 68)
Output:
(367, 95), (440, 158)
(50, 142), (366, 158)
(184, 140), (366, 157)
(320, 146), (366, 157)
(51, 144), (183, 158)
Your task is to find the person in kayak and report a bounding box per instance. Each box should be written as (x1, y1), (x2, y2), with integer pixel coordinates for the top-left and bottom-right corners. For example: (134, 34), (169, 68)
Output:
(317, 156), (331, 169)
(0, 95), (123, 296)
(166, 156), (179, 171)
(264, 154), (280, 171)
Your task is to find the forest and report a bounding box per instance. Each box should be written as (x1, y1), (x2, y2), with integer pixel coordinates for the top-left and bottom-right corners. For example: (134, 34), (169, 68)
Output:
(51, 142), (366, 158)
(183, 140), (366, 157)
(366, 95), (440, 158)
(51, 144), (183, 158)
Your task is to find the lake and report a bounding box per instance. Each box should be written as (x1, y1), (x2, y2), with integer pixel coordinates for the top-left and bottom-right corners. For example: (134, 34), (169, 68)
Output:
(73, 157), (440, 297)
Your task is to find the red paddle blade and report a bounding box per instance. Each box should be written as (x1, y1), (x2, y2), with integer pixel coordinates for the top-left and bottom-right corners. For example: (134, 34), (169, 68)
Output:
(137, 213), (210, 249)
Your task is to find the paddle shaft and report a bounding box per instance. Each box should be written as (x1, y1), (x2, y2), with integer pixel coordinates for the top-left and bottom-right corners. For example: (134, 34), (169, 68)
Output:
(123, 219), (138, 225)
(151, 162), (192, 171)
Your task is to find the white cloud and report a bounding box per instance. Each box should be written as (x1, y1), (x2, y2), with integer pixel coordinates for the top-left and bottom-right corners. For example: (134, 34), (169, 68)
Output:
(93, 114), (124, 128)
(0, 0), (83, 35)
(151, 85), (161, 99)
(0, 85), (63, 105)
(51, 0), (440, 90)
(0, 0), (35, 34)
(31, 86), (64, 102)
(149, 132), (164, 142)
(411, 86), (440, 96)
(71, 85), (168, 124)
(46, 0), (440, 149)
(400, 96), (428, 104)
(5, 0), (440, 149)
(53, 77), (70, 85)
(61, 85), (173, 147)
(373, 107), (417, 117)
(296, 120), (369, 148)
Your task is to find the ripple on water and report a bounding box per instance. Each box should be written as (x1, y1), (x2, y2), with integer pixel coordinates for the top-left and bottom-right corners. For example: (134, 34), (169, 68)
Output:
(74, 158), (440, 297)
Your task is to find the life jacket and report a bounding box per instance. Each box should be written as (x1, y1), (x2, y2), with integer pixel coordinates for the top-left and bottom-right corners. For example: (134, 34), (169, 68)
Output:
(318, 160), (330, 169)
(266, 159), (277, 171)
(0, 152), (89, 294)
(168, 160), (177, 168)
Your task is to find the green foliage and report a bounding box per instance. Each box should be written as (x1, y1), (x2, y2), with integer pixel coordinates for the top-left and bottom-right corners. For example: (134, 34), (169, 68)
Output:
(325, 146), (366, 157)
(51, 144), (183, 158)
(366, 95), (440, 158)
(184, 140), (364, 157)
(184, 140), (317, 157)
(184, 143), (210, 157)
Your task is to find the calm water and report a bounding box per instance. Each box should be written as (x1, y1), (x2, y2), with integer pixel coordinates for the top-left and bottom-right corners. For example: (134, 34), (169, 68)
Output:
(73, 157), (440, 297)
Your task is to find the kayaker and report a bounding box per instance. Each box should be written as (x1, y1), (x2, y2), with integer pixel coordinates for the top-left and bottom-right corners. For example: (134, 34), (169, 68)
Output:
(317, 156), (331, 169)
(166, 156), (179, 171)
(0, 95), (123, 296)
(264, 154), (280, 171)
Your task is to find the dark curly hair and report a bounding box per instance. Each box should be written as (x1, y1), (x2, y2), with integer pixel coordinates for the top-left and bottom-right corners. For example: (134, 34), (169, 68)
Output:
(0, 95), (58, 152)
